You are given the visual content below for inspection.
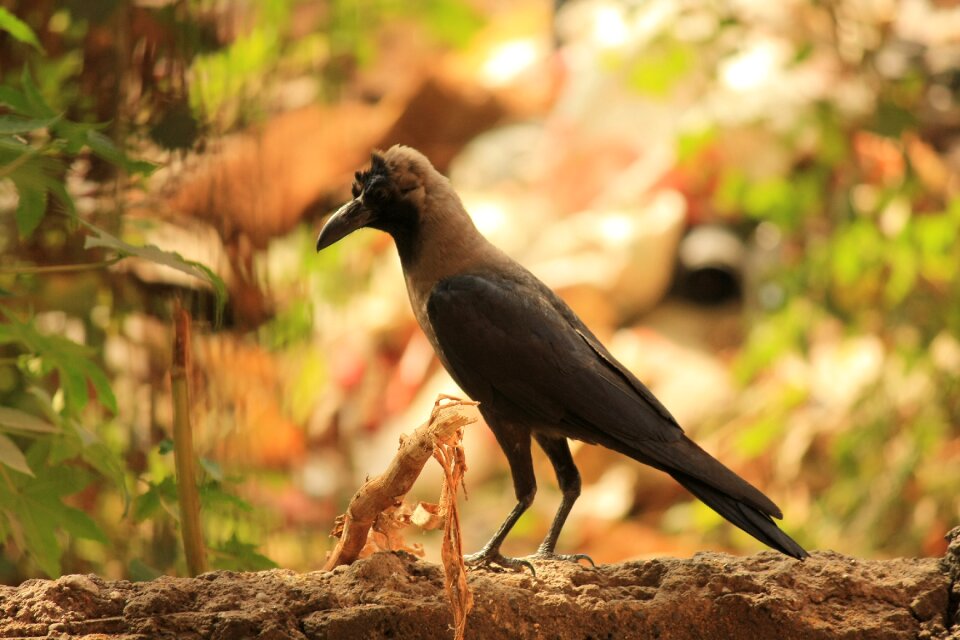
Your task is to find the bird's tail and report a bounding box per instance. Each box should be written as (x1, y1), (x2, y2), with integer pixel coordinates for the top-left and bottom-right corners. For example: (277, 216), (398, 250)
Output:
(622, 436), (809, 559)
(668, 470), (809, 560)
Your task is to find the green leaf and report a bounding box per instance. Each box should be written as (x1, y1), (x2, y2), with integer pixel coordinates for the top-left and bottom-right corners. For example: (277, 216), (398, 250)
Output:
(20, 463), (93, 498)
(9, 465), (99, 577)
(0, 86), (30, 115)
(50, 119), (99, 155)
(48, 424), (82, 466)
(199, 482), (253, 513)
(81, 440), (127, 504)
(0, 307), (116, 416)
(14, 183), (46, 238)
(56, 358), (91, 414)
(84, 130), (158, 176)
(132, 485), (162, 523)
(0, 114), (60, 135)
(133, 476), (177, 522)
(0, 407), (57, 435)
(47, 423), (127, 508)
(0, 8), (44, 53)
(16, 501), (60, 576)
(20, 68), (56, 118)
(81, 221), (228, 322)
(59, 505), (108, 543)
(3, 138), (74, 227)
(0, 433), (33, 476)
(211, 534), (278, 571)
(76, 356), (118, 414)
(199, 457), (224, 482)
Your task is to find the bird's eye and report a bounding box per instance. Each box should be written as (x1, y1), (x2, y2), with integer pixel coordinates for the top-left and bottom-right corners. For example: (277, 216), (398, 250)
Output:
(363, 179), (388, 207)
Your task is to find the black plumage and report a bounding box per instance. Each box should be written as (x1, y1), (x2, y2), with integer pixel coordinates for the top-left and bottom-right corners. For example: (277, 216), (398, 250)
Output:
(317, 145), (808, 567)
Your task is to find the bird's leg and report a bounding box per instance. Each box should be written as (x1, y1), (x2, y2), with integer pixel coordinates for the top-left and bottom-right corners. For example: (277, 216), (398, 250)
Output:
(528, 435), (595, 567)
(465, 425), (537, 574)
(464, 499), (536, 574)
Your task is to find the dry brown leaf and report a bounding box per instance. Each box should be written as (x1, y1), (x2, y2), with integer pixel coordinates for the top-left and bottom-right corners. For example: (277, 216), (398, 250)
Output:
(371, 503), (424, 557)
(432, 423), (473, 640)
(411, 501), (443, 530)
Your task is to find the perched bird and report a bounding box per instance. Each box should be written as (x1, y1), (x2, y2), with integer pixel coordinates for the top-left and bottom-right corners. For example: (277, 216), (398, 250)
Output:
(317, 145), (808, 569)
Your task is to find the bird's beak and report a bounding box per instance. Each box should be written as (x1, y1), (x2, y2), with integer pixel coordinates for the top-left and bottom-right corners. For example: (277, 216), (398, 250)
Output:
(316, 199), (374, 252)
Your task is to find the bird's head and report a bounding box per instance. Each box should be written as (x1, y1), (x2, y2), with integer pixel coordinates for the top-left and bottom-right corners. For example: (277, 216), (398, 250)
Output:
(316, 145), (433, 252)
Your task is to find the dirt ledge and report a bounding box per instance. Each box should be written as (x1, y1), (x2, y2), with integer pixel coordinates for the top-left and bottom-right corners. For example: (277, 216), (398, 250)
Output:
(1, 543), (958, 640)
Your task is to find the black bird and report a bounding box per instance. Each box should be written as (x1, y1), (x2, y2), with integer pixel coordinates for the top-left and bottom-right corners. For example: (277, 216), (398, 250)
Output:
(317, 145), (808, 568)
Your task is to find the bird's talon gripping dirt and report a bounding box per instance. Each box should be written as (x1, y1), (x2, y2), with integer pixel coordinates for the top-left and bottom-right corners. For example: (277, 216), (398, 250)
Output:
(465, 550), (537, 577)
(527, 551), (596, 568)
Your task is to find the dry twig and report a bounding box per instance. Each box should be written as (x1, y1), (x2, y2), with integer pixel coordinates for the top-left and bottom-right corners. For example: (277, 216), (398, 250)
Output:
(323, 395), (478, 571)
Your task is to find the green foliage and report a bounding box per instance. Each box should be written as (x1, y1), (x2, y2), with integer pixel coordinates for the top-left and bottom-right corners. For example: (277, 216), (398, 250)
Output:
(0, 307), (116, 416)
(0, 454), (107, 577)
(133, 451), (277, 572)
(189, 20), (285, 126)
(4, 0), (524, 582)
(0, 433), (33, 476)
(191, 0), (484, 129)
(641, 0), (960, 556)
(0, 307), (123, 575)
(211, 534), (278, 571)
(0, 69), (157, 239)
(415, 0), (485, 49)
(627, 39), (695, 97)
(0, 7), (44, 52)
(81, 222), (228, 323)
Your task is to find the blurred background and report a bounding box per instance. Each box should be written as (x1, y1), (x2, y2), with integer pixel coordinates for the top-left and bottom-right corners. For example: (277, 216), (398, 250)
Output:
(0, 0), (958, 583)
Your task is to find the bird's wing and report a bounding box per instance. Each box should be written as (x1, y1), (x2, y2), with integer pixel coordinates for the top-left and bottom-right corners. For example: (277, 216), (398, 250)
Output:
(428, 272), (784, 518)
(427, 272), (685, 445)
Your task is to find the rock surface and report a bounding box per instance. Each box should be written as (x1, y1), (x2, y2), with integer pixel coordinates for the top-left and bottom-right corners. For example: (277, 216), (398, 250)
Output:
(0, 549), (955, 640)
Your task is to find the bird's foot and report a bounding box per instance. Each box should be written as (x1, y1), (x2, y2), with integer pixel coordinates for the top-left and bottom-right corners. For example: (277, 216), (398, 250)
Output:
(464, 548), (536, 576)
(527, 550), (596, 568)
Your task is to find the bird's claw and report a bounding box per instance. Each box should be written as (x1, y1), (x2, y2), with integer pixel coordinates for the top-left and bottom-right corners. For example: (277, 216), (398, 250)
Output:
(464, 549), (537, 576)
(528, 551), (596, 568)
(464, 549), (596, 577)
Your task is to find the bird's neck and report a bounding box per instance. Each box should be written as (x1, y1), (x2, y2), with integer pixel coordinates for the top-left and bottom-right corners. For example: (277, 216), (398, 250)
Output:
(398, 213), (490, 284)
(395, 202), (507, 332)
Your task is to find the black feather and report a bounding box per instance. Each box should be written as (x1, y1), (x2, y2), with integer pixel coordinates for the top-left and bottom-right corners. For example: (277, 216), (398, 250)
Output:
(427, 270), (808, 559)
(351, 152), (390, 199)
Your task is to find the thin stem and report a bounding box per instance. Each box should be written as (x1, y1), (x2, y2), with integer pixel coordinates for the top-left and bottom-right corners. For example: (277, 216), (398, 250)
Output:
(171, 307), (207, 576)
(0, 257), (122, 275)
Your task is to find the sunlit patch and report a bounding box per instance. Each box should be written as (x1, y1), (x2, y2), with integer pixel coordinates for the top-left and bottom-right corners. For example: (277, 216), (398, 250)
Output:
(593, 5), (629, 49)
(467, 200), (508, 237)
(719, 39), (786, 92)
(481, 39), (540, 87)
(597, 213), (635, 247)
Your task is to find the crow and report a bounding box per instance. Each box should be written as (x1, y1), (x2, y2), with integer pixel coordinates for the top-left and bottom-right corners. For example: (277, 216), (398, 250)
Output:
(316, 145), (808, 569)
